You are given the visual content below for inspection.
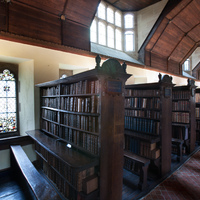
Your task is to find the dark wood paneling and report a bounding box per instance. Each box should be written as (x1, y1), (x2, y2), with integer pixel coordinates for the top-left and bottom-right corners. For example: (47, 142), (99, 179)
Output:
(188, 24), (200, 42)
(166, 0), (192, 20)
(62, 20), (90, 51)
(12, 0), (65, 15)
(172, 1), (200, 33)
(64, 0), (100, 26)
(105, 0), (161, 11)
(0, 2), (7, 31)
(9, 3), (61, 44)
(169, 36), (195, 62)
(152, 22), (185, 57)
(145, 18), (169, 51)
(168, 59), (180, 74)
(150, 52), (168, 71)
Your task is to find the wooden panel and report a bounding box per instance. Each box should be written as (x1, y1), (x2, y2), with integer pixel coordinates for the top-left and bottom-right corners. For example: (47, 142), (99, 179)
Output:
(170, 36), (195, 62)
(188, 24), (200, 42)
(150, 52), (168, 71)
(64, 0), (100, 26)
(105, 0), (161, 11)
(152, 22), (185, 57)
(145, 18), (169, 51)
(166, 0), (191, 20)
(9, 3), (61, 44)
(168, 59), (180, 75)
(12, 0), (65, 15)
(62, 20), (90, 51)
(145, 51), (151, 66)
(172, 1), (200, 33)
(0, 2), (7, 31)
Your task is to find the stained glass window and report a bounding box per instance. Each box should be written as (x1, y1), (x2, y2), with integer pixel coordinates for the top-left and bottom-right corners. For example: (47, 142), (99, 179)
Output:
(0, 69), (17, 133)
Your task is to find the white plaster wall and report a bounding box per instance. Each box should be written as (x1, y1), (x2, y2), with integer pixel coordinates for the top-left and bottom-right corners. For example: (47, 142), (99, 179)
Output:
(137, 0), (168, 49)
(18, 60), (35, 135)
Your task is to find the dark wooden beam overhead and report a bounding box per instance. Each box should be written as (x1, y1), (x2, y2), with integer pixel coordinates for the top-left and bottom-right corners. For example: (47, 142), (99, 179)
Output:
(139, 0), (200, 76)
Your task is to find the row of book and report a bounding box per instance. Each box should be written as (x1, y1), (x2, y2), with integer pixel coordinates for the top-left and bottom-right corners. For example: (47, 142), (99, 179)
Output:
(125, 89), (160, 97)
(60, 127), (99, 155)
(172, 101), (189, 111)
(125, 97), (160, 109)
(124, 136), (160, 159)
(61, 80), (100, 95)
(42, 86), (59, 96)
(172, 90), (190, 100)
(125, 109), (160, 120)
(42, 109), (58, 122)
(172, 112), (189, 123)
(42, 97), (59, 108)
(196, 107), (200, 118)
(36, 143), (96, 193)
(195, 93), (200, 103)
(196, 121), (200, 130)
(42, 120), (59, 135)
(61, 113), (98, 133)
(42, 161), (78, 199)
(124, 116), (160, 135)
(61, 96), (99, 114)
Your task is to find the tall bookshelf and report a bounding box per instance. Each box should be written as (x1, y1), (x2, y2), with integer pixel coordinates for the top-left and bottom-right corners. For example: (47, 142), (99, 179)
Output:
(124, 74), (174, 177)
(195, 88), (200, 145)
(172, 79), (196, 153)
(27, 56), (130, 200)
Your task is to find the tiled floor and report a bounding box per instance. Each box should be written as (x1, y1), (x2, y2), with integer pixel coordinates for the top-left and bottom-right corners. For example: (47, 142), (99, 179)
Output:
(142, 149), (200, 200)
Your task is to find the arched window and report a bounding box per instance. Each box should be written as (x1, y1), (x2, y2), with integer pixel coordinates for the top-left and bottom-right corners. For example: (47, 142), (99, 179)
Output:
(0, 69), (18, 137)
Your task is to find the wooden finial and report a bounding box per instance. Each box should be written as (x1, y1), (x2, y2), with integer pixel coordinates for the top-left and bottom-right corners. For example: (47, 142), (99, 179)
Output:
(95, 55), (101, 69)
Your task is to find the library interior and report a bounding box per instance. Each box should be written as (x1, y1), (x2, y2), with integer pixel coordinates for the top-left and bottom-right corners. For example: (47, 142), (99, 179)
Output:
(1, 0), (200, 199)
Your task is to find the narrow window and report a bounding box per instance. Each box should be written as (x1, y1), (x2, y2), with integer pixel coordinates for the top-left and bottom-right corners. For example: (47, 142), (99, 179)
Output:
(90, 19), (97, 43)
(97, 3), (106, 20)
(125, 31), (134, 51)
(115, 29), (122, 50)
(115, 11), (122, 27)
(124, 14), (134, 29)
(183, 59), (190, 71)
(0, 69), (17, 134)
(107, 7), (114, 24)
(98, 21), (106, 45)
(107, 25), (114, 48)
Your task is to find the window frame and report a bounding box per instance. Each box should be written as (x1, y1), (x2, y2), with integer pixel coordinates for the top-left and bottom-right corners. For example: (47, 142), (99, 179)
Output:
(0, 64), (19, 139)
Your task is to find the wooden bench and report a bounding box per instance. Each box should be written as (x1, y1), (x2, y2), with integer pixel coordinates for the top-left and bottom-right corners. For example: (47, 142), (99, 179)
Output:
(10, 145), (62, 200)
(172, 138), (184, 161)
(124, 150), (150, 190)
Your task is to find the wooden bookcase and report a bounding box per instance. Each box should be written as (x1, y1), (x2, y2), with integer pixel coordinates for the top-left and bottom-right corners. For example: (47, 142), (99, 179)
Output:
(172, 79), (196, 154)
(195, 88), (200, 145)
(124, 74), (174, 177)
(26, 56), (130, 200)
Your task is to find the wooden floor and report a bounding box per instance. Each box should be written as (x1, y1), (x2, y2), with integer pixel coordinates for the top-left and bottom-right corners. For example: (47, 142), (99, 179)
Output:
(0, 171), (33, 200)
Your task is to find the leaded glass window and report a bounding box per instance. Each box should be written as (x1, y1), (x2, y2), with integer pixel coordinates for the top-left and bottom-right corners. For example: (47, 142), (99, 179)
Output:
(0, 69), (17, 133)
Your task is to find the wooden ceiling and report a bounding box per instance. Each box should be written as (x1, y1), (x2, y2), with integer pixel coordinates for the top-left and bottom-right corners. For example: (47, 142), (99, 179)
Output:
(1, 0), (200, 76)
(104, 0), (161, 11)
(139, 0), (200, 75)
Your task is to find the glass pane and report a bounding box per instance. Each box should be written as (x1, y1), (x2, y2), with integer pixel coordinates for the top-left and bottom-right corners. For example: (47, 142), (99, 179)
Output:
(98, 22), (106, 45)
(90, 20), (97, 43)
(8, 98), (16, 112)
(124, 14), (134, 29)
(7, 81), (16, 97)
(125, 31), (134, 51)
(0, 69), (17, 133)
(116, 29), (122, 50)
(107, 26), (114, 48)
(115, 11), (121, 27)
(0, 113), (17, 133)
(0, 98), (6, 112)
(107, 7), (114, 24)
(98, 3), (105, 20)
